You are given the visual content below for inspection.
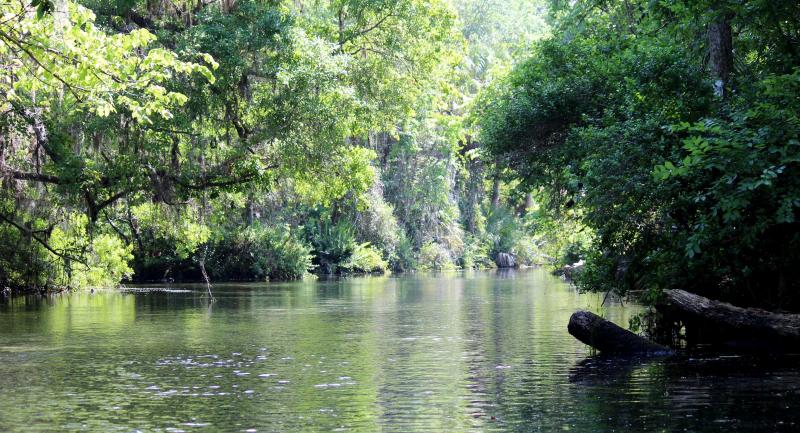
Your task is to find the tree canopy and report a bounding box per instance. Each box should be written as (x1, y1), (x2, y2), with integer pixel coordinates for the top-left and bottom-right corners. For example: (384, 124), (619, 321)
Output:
(5, 0), (795, 315)
(0, 0), (550, 291)
(477, 0), (800, 310)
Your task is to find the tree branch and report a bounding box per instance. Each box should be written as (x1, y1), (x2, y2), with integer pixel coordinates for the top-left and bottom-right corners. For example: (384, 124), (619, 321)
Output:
(342, 10), (396, 47)
(3, 169), (62, 184)
(0, 213), (88, 266)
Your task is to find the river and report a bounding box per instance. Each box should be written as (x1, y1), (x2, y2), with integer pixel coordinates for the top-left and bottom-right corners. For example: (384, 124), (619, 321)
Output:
(0, 269), (798, 432)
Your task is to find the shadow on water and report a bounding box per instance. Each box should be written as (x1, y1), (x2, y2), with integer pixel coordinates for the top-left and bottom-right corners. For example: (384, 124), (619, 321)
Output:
(568, 353), (670, 386)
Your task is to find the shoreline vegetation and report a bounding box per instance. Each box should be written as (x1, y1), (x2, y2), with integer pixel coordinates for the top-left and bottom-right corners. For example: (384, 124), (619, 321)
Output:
(2, 1), (799, 352)
(1, 0), (559, 295)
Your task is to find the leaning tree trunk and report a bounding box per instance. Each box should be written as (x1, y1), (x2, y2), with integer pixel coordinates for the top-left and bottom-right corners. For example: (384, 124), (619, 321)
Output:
(658, 289), (800, 347)
(568, 310), (673, 355)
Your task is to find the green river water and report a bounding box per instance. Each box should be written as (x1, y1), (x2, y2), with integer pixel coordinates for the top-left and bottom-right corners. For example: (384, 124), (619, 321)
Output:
(0, 269), (798, 432)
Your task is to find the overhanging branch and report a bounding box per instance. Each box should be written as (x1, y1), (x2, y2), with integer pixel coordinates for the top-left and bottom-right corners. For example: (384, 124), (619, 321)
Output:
(0, 213), (88, 266)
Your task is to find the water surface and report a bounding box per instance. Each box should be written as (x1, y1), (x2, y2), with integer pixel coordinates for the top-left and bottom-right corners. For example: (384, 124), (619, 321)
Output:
(0, 269), (798, 432)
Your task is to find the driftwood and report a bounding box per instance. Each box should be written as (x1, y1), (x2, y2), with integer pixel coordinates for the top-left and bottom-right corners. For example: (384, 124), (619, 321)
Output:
(660, 289), (800, 345)
(568, 310), (672, 355)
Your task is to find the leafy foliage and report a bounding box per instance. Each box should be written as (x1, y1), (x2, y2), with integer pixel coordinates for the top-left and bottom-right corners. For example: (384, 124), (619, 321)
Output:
(652, 71), (800, 306)
(417, 241), (457, 271)
(340, 242), (389, 274)
(307, 216), (358, 275)
(209, 224), (314, 281)
(478, 0), (800, 309)
(0, 0), (549, 291)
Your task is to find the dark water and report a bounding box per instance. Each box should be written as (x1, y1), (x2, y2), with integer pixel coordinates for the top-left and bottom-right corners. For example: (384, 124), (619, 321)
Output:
(0, 269), (798, 432)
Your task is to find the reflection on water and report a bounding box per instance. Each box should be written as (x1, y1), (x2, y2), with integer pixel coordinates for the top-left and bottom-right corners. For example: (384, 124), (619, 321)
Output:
(0, 269), (797, 432)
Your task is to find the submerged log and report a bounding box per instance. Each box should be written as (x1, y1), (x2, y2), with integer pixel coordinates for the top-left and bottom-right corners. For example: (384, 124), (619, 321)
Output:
(568, 310), (673, 355)
(660, 289), (800, 345)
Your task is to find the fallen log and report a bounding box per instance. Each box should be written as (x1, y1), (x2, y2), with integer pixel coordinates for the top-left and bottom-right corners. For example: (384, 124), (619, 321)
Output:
(568, 310), (673, 355)
(660, 289), (800, 345)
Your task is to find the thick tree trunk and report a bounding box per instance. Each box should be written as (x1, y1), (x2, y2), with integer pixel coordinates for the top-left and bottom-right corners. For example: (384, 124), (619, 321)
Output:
(708, 11), (733, 97)
(659, 289), (800, 346)
(568, 310), (673, 355)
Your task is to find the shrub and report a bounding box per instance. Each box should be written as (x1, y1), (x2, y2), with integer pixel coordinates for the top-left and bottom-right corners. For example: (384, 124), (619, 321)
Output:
(307, 218), (357, 274)
(45, 213), (134, 289)
(459, 234), (495, 269)
(72, 234), (135, 288)
(247, 226), (314, 281)
(341, 242), (388, 274)
(511, 234), (541, 267)
(390, 232), (417, 272)
(129, 203), (211, 281)
(485, 206), (520, 260)
(354, 182), (403, 263)
(209, 224), (313, 281)
(417, 241), (456, 271)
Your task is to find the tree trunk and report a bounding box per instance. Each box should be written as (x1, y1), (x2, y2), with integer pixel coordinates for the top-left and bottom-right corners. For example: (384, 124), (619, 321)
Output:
(658, 289), (800, 347)
(568, 310), (673, 355)
(708, 11), (733, 97)
(490, 174), (501, 210)
(459, 137), (483, 233)
(338, 8), (345, 49)
(517, 192), (533, 216)
(244, 193), (254, 226)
